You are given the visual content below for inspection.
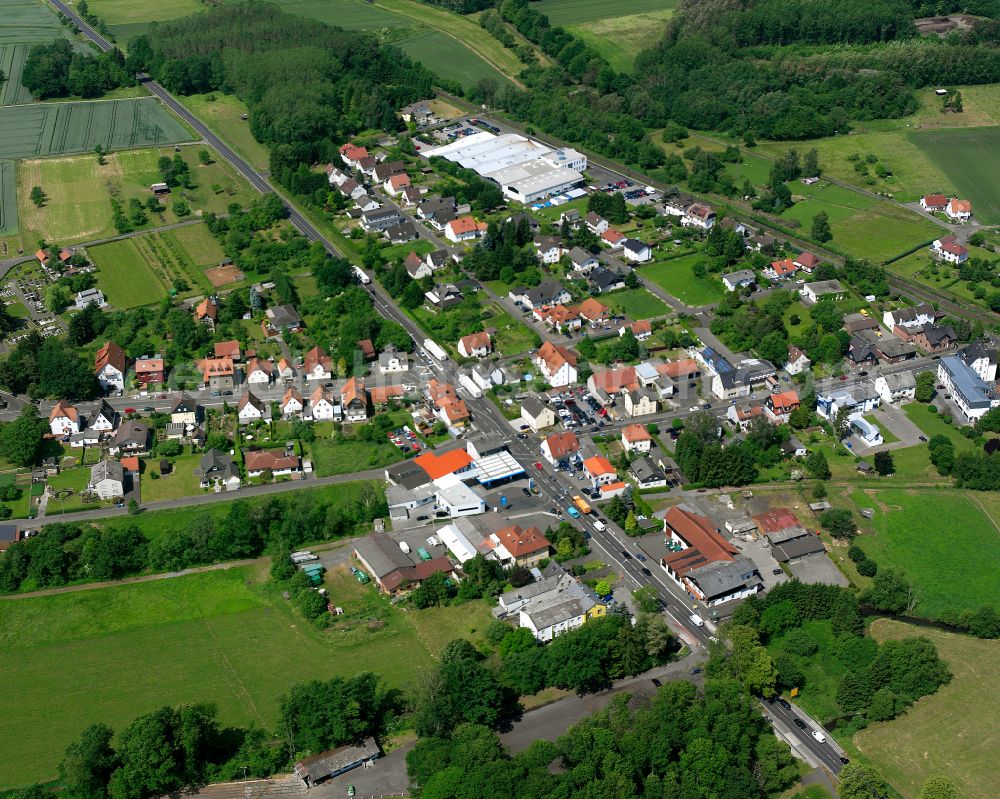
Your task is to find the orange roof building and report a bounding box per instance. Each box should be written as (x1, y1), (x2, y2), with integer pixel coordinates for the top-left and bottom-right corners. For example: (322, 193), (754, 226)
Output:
(583, 455), (616, 483)
(95, 340), (127, 379)
(413, 448), (474, 481)
(576, 297), (610, 322)
(444, 215), (488, 241)
(490, 524), (550, 564)
(214, 340), (241, 360)
(663, 506), (738, 578)
(541, 430), (579, 462)
(194, 297), (218, 323)
(622, 423), (652, 445)
(120, 456), (140, 473)
(340, 143), (369, 163)
(589, 366), (638, 396)
(769, 258), (798, 277)
(768, 390), (800, 412)
(199, 355), (234, 382)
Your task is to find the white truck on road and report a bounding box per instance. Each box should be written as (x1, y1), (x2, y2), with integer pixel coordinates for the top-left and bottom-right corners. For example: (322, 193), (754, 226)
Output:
(424, 339), (447, 362)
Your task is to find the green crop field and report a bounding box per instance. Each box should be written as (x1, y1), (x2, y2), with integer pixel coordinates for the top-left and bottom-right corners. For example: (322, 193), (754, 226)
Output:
(603, 287), (670, 319)
(0, 0), (70, 45)
(0, 566), (494, 787)
(0, 44), (34, 105)
(851, 488), (1000, 619)
(396, 29), (510, 91)
(272, 0), (412, 27)
(0, 161), (16, 236)
(0, 98), (192, 159)
(643, 253), (726, 306)
(856, 620), (999, 799)
(532, 0), (667, 25)
(911, 126), (1000, 225)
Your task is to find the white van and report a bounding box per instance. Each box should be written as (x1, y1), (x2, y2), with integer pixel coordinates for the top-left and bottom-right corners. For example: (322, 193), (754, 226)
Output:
(811, 730), (827, 743)
(593, 520), (607, 532)
(689, 614), (705, 627)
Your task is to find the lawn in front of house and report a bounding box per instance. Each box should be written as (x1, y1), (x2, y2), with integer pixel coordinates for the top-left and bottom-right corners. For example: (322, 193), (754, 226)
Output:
(45, 466), (98, 513)
(483, 306), (538, 356)
(310, 435), (407, 476)
(602, 287), (671, 318)
(139, 453), (206, 502)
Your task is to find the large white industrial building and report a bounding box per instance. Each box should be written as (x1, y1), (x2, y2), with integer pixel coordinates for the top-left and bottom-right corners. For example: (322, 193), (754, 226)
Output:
(424, 131), (586, 203)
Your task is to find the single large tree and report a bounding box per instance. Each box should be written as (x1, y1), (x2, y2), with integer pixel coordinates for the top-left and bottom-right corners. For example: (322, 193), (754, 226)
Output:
(60, 723), (117, 799)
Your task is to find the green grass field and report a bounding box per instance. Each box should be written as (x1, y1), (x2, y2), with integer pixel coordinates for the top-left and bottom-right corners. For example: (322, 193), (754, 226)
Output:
(0, 0), (71, 45)
(0, 160), (16, 237)
(642, 254), (726, 306)
(0, 98), (192, 160)
(855, 619), (998, 799)
(911, 126), (1000, 225)
(566, 8), (674, 72)
(310, 438), (406, 477)
(484, 305), (537, 356)
(852, 488), (1000, 619)
(139, 453), (205, 501)
(177, 93), (272, 172)
(88, 237), (173, 308)
(16, 145), (257, 247)
(780, 182), (940, 263)
(80, 0), (205, 25)
(396, 29), (510, 91)
(603, 287), (670, 318)
(0, 565), (494, 787)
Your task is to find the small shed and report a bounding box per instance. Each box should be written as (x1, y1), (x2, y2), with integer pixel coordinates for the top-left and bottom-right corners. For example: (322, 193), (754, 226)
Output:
(293, 737), (381, 787)
(856, 461), (873, 475)
(159, 459), (172, 475)
(150, 182), (170, 195)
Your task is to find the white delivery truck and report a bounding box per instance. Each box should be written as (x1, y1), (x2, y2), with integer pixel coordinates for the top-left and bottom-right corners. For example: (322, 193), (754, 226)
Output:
(398, 541), (411, 554)
(424, 339), (448, 362)
(689, 614), (705, 627)
(352, 265), (371, 284)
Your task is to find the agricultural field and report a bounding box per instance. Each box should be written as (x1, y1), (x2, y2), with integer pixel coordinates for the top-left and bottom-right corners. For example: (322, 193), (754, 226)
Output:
(0, 0), (72, 45)
(0, 161), (16, 237)
(603, 287), (670, 318)
(271, 0), (411, 28)
(16, 145), (256, 246)
(754, 85), (1000, 201)
(643, 253), (726, 306)
(531, 0), (667, 25)
(396, 29), (510, 91)
(911, 126), (1000, 225)
(80, 0), (205, 27)
(855, 620), (998, 799)
(0, 565), (494, 787)
(851, 488), (1000, 619)
(0, 44), (34, 105)
(0, 98), (192, 160)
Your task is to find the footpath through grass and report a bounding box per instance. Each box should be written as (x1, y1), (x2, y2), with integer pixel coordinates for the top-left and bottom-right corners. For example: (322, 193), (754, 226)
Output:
(0, 564), (494, 787)
(855, 620), (999, 799)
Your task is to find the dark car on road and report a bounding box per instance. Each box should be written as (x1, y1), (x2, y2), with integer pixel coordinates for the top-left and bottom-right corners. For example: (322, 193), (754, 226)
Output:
(778, 698), (791, 710)
(793, 718), (807, 729)
(621, 550), (632, 559)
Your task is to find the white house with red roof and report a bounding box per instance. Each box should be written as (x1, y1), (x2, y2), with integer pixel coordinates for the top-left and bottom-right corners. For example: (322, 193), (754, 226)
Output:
(540, 430), (579, 464)
(946, 198), (972, 221)
(621, 423), (652, 453)
(765, 258), (798, 281)
(49, 400), (80, 436)
(583, 455), (617, 487)
(533, 341), (578, 387)
(444, 215), (488, 243)
(339, 143), (369, 169)
(458, 331), (492, 358)
(793, 251), (821, 272)
(931, 235), (969, 264)
(94, 340), (127, 392)
(920, 194), (948, 212)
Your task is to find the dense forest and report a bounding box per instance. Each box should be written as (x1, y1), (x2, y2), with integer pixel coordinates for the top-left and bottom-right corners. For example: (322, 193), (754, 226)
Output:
(127, 2), (433, 188)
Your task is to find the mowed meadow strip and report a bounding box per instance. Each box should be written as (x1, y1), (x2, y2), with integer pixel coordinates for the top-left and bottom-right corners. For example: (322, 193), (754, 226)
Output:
(0, 98), (193, 159)
(0, 161), (17, 236)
